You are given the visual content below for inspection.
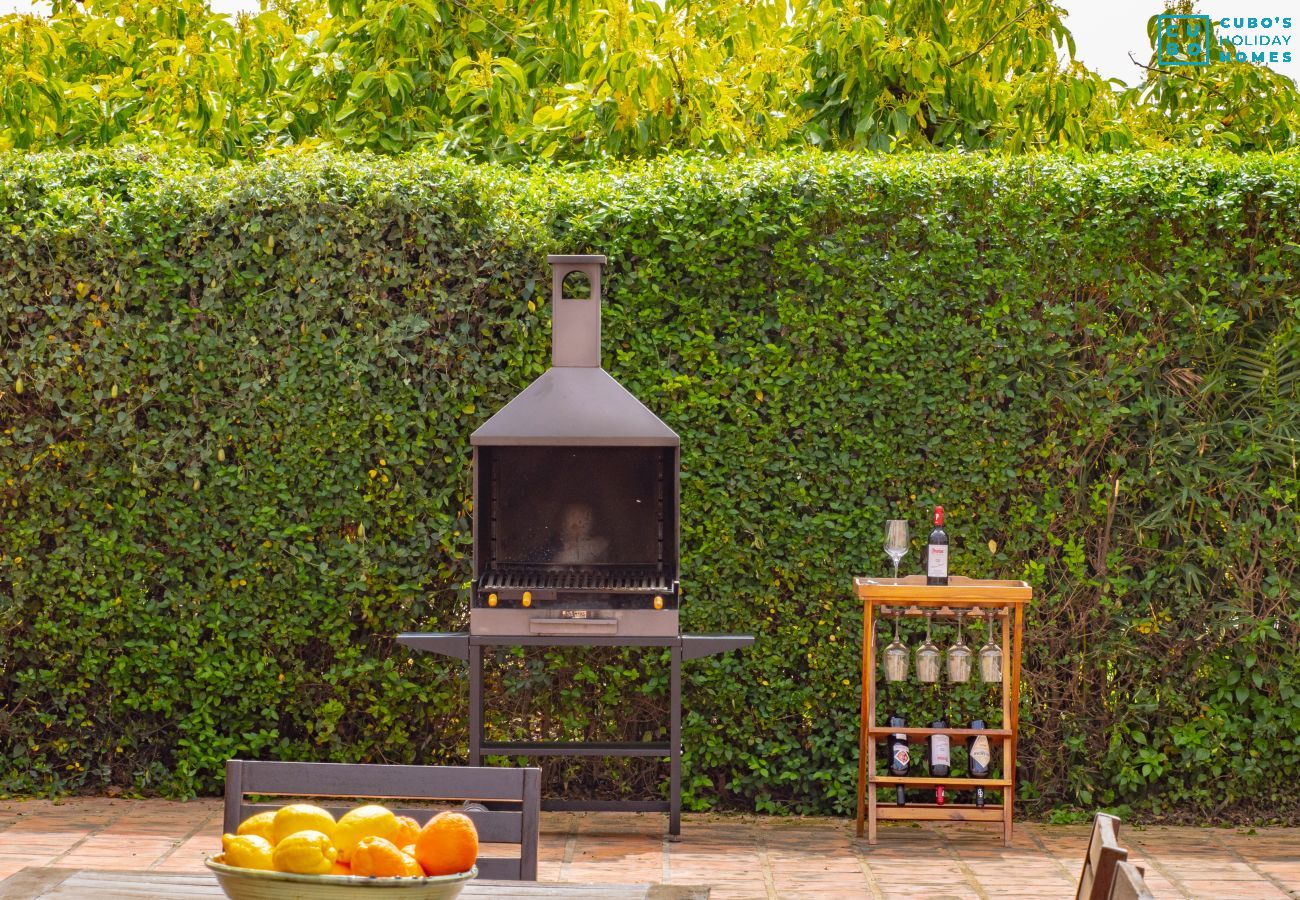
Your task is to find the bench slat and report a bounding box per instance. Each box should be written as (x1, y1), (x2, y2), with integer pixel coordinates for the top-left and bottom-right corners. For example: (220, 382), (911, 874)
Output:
(239, 762), (527, 802)
(237, 803), (523, 843)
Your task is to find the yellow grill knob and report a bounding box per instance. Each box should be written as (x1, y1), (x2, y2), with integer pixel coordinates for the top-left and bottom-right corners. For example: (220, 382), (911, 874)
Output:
(522, 592), (532, 608)
(653, 595), (664, 610)
(488, 594), (498, 607)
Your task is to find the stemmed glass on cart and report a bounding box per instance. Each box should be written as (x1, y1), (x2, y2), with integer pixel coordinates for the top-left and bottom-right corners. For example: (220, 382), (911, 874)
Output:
(883, 612), (908, 682)
(884, 520), (909, 580)
(915, 611), (941, 683)
(947, 612), (972, 683)
(979, 609), (1003, 682)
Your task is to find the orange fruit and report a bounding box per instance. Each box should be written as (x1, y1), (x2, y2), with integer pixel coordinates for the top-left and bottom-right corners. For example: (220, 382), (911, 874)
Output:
(414, 811), (478, 877)
(334, 805), (399, 863)
(330, 861), (352, 876)
(401, 843), (416, 857)
(392, 815), (421, 847)
(351, 836), (418, 878)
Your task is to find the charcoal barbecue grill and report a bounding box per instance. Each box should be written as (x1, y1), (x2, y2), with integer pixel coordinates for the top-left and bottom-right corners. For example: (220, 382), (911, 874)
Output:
(400, 255), (752, 836)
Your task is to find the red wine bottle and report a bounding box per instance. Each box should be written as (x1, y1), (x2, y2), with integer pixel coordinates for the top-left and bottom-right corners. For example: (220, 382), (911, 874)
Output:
(928, 719), (951, 777)
(888, 715), (909, 806)
(968, 718), (991, 808)
(926, 505), (949, 586)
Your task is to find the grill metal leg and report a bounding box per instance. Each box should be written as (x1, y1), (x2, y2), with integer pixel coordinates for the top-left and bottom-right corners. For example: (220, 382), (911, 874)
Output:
(469, 644), (482, 766)
(420, 635), (752, 841)
(669, 645), (682, 840)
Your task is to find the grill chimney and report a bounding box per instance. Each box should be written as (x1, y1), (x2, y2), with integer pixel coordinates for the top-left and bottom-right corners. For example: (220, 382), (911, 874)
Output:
(471, 252), (674, 446)
(548, 254), (606, 368)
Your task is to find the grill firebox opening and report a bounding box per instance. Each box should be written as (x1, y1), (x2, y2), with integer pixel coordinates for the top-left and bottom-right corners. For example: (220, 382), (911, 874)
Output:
(476, 446), (676, 598)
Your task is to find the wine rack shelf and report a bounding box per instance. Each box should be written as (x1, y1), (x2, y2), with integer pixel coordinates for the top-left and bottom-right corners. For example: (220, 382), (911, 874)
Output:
(882, 804), (1005, 823)
(864, 726), (1012, 738)
(870, 775), (1013, 787)
(854, 574), (1031, 846)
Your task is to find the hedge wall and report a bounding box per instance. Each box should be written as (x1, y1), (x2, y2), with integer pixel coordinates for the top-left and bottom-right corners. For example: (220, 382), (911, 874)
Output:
(2, 149), (1297, 821)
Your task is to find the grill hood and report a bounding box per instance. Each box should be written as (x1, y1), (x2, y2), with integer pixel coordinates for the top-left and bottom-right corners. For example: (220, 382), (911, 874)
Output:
(471, 256), (678, 448)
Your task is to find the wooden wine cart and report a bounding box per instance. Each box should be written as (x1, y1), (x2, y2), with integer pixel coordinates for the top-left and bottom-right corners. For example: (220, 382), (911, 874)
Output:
(854, 575), (1031, 845)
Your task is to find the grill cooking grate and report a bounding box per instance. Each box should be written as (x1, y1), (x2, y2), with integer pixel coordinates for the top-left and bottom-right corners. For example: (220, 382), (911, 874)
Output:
(481, 564), (672, 593)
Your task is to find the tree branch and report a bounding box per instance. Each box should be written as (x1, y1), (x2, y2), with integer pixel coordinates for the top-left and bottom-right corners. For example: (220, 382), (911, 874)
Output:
(1127, 51), (1223, 98)
(950, 6), (1036, 68)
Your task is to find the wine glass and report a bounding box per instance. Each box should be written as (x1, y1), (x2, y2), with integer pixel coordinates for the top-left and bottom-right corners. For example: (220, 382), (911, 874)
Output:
(947, 612), (972, 683)
(915, 611), (940, 683)
(883, 612), (908, 682)
(884, 520), (909, 579)
(979, 609), (1003, 683)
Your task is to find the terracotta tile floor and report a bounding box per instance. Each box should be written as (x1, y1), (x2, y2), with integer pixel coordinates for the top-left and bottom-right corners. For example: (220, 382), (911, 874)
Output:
(0, 799), (1294, 898)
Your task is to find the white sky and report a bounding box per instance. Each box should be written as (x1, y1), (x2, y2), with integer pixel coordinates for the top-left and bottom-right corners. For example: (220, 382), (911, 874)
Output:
(2, 0), (1297, 87)
(1063, 1), (1300, 85)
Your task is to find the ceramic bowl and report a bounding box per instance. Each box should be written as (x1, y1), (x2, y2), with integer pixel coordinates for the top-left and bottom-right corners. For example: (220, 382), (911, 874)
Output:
(205, 856), (476, 900)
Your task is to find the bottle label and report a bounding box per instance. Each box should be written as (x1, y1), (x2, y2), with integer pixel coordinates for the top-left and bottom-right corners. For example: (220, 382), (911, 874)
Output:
(930, 735), (950, 768)
(892, 746), (909, 769)
(928, 544), (948, 578)
(970, 738), (991, 770)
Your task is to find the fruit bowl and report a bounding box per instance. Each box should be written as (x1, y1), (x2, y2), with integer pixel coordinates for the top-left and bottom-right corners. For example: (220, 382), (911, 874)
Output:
(206, 856), (476, 900)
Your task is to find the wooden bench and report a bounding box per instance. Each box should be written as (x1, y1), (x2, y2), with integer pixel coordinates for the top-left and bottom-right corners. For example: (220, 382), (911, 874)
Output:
(224, 759), (541, 880)
(1109, 861), (1155, 900)
(1074, 813), (1128, 900)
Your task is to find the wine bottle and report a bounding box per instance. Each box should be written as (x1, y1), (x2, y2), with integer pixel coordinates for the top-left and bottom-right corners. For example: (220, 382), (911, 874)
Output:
(968, 718), (991, 809)
(928, 719), (951, 777)
(926, 505), (949, 586)
(888, 715), (909, 806)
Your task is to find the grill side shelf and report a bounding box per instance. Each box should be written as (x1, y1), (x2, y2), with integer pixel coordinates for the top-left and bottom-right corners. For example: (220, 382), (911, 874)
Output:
(399, 633), (755, 655)
(681, 634), (756, 660)
(397, 632), (470, 660)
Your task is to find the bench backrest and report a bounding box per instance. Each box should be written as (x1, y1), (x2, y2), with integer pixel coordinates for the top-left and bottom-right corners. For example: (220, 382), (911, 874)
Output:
(224, 759), (541, 880)
(1109, 861), (1155, 900)
(1075, 812), (1128, 900)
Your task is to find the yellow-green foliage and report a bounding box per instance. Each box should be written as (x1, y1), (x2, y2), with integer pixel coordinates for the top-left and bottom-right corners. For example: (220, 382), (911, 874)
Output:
(1, 0), (1297, 161)
(1, 149), (1298, 819)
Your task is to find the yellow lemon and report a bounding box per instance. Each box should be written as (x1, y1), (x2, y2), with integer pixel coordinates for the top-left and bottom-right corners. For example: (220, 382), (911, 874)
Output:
(334, 804), (399, 863)
(271, 804), (336, 845)
(272, 830), (337, 875)
(235, 811), (276, 844)
(221, 833), (274, 871)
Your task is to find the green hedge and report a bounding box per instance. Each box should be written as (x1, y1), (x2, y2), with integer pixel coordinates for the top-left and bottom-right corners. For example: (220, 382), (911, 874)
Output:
(2, 149), (1297, 820)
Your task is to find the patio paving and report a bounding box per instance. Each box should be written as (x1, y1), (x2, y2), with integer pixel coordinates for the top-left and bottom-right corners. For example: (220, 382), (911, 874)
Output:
(0, 798), (1292, 898)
